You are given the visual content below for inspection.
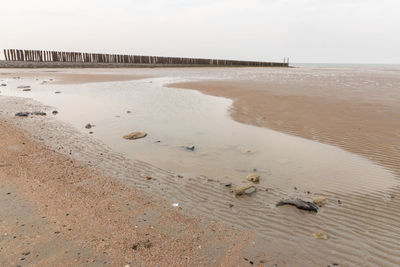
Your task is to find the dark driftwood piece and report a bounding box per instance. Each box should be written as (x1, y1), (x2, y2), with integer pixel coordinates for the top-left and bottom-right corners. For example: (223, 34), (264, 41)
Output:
(276, 199), (319, 212)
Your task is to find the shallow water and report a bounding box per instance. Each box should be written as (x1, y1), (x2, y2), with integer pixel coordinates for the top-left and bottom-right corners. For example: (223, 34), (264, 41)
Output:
(0, 73), (396, 193)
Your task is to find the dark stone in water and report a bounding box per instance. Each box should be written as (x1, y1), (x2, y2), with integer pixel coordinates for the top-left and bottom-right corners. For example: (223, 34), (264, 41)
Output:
(276, 199), (319, 212)
(184, 145), (195, 151)
(15, 112), (29, 117)
(32, 111), (46, 116)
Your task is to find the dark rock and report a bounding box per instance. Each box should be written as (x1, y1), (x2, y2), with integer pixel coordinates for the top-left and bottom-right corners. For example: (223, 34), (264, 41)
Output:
(15, 112), (29, 117)
(276, 199), (319, 212)
(184, 145), (195, 151)
(32, 111), (46, 116)
(52, 110), (58, 115)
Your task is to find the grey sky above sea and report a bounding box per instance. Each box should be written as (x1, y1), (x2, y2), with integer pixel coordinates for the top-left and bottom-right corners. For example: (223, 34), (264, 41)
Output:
(1, 0), (399, 64)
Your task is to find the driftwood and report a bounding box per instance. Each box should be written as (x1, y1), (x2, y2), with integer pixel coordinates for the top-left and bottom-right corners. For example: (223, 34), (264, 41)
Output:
(276, 199), (319, 212)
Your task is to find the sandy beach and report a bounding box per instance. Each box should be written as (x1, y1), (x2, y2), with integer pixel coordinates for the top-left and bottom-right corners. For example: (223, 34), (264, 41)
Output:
(1, 66), (400, 266)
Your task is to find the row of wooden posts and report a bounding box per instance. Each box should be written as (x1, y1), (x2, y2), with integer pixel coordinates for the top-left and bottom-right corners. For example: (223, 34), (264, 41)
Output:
(3, 49), (288, 67)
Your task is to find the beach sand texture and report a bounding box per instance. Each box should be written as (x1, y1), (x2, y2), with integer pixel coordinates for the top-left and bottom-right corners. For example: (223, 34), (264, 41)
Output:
(0, 66), (399, 266)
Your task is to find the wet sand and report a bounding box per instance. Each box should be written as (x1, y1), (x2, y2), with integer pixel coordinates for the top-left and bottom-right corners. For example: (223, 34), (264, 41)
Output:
(0, 68), (150, 84)
(0, 119), (269, 266)
(1, 67), (400, 266)
(169, 71), (400, 176)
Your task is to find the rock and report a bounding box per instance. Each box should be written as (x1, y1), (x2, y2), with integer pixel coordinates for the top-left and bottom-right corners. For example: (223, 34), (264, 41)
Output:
(276, 199), (319, 212)
(32, 111), (46, 116)
(85, 123), (93, 129)
(313, 230), (328, 240)
(52, 110), (58, 115)
(123, 132), (147, 140)
(185, 145), (195, 151)
(244, 186), (256, 195)
(246, 173), (260, 183)
(235, 184), (255, 196)
(313, 196), (327, 206)
(15, 112), (29, 117)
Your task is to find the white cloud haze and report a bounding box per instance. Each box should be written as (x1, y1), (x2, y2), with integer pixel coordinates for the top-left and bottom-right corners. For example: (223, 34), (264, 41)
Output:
(1, 0), (399, 63)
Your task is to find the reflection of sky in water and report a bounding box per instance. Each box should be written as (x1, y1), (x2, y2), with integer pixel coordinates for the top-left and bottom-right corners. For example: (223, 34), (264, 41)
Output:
(0, 73), (396, 193)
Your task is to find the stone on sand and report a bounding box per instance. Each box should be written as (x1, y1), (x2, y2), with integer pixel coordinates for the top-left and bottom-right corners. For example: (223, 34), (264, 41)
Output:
(246, 173), (260, 183)
(313, 230), (328, 240)
(123, 132), (147, 140)
(235, 184), (256, 196)
(313, 196), (327, 206)
(15, 112), (29, 117)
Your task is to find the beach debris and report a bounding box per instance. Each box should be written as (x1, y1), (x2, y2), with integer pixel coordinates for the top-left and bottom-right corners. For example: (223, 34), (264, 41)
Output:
(55, 91), (61, 94)
(172, 203), (179, 207)
(126, 110), (132, 114)
(313, 230), (328, 240)
(276, 199), (319, 212)
(123, 132), (147, 140)
(225, 183), (232, 187)
(15, 112), (29, 117)
(154, 140), (161, 143)
(132, 240), (152, 250)
(22, 88), (31, 91)
(52, 110), (58, 115)
(235, 184), (256, 196)
(85, 123), (93, 129)
(246, 173), (260, 183)
(89, 131), (93, 134)
(177, 175), (184, 178)
(1, 83), (6, 86)
(146, 176), (152, 180)
(32, 111), (46, 116)
(17, 85), (31, 89)
(313, 196), (327, 206)
(338, 199), (342, 204)
(184, 145), (195, 151)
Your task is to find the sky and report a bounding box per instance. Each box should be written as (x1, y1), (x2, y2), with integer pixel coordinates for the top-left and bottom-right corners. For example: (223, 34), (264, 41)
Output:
(1, 0), (399, 64)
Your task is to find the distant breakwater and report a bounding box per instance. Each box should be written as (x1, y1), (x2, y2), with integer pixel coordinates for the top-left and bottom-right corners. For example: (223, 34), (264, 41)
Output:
(2, 49), (288, 67)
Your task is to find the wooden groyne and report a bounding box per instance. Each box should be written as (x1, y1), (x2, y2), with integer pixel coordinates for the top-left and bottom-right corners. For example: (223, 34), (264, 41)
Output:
(3, 49), (288, 67)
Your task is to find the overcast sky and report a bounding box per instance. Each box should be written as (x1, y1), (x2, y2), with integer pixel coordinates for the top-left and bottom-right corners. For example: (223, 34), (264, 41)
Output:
(1, 0), (399, 63)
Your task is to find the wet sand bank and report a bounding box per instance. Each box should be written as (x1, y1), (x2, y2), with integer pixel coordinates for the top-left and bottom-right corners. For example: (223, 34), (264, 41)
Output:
(169, 73), (400, 176)
(0, 118), (267, 266)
